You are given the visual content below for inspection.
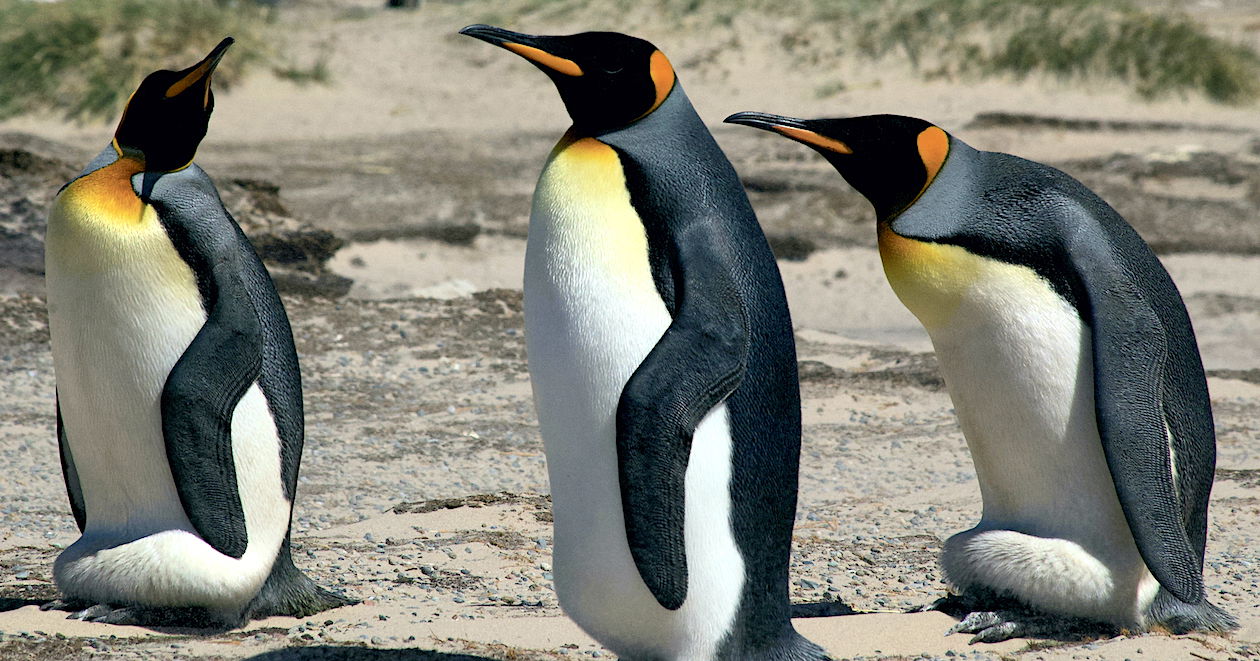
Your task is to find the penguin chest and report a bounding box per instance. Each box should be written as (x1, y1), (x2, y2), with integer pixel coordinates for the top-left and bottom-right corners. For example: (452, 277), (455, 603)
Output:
(524, 137), (672, 433)
(880, 228), (1123, 532)
(878, 224), (986, 331)
(45, 165), (207, 528)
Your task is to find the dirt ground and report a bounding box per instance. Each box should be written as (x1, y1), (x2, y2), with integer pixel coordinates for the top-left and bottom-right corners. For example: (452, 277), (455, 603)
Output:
(1, 2), (1259, 660)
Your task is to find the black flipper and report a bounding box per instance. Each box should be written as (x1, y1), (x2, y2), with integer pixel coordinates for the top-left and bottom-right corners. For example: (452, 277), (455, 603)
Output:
(147, 163), (347, 620)
(616, 225), (750, 611)
(161, 247), (263, 560)
(56, 394), (86, 532)
(1066, 214), (1203, 605)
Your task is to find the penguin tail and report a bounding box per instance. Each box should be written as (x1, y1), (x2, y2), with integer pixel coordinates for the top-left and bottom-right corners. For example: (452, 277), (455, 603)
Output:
(244, 542), (357, 620)
(729, 629), (830, 661)
(777, 634), (830, 661)
(1147, 587), (1238, 634)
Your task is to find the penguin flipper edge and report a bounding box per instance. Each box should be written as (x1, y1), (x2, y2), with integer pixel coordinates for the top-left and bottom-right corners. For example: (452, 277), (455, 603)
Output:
(161, 254), (262, 560)
(615, 239), (750, 611)
(56, 394), (87, 532)
(1067, 211), (1203, 605)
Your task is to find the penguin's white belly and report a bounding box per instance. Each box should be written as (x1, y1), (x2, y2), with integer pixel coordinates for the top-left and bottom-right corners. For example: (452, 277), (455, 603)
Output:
(879, 230), (1158, 624)
(524, 137), (744, 660)
(45, 183), (288, 611)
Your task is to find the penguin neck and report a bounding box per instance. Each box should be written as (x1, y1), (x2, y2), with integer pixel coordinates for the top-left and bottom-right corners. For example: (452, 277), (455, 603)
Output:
(560, 85), (698, 143)
(58, 154), (149, 227)
(882, 137), (980, 242)
(592, 85), (713, 160)
(875, 139), (983, 331)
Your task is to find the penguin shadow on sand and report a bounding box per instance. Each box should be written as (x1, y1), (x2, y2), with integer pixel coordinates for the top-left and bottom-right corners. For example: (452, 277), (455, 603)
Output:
(244, 648), (502, 661)
(0, 583), (256, 636)
(0, 595), (48, 615)
(786, 596), (1117, 643)
(789, 599), (858, 619)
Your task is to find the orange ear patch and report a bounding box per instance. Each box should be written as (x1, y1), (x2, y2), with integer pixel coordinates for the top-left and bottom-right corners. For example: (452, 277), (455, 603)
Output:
(647, 50), (675, 114)
(917, 126), (949, 186)
(504, 42), (584, 77)
(774, 126), (853, 155)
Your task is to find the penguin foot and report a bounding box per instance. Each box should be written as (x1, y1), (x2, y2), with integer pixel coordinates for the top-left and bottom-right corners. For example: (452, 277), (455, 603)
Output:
(946, 610), (1030, 643)
(945, 609), (1116, 644)
(68, 603), (118, 621)
(41, 599), (231, 628)
(76, 605), (145, 624)
(926, 591), (1119, 643)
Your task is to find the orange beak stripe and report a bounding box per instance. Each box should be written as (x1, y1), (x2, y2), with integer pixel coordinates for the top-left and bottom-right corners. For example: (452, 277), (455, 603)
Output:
(774, 126), (853, 155)
(165, 57), (218, 99)
(503, 42), (583, 77)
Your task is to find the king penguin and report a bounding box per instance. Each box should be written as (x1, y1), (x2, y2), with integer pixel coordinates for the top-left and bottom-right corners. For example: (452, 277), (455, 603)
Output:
(42, 38), (352, 627)
(460, 26), (826, 661)
(725, 111), (1237, 642)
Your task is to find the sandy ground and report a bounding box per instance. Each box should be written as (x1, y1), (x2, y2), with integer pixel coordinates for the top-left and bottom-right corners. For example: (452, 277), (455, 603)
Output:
(1, 2), (1259, 660)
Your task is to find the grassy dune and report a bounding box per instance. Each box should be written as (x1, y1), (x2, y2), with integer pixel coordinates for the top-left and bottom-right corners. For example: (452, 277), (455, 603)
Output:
(0, 0), (272, 121)
(473, 0), (1260, 103)
(0, 0), (1256, 122)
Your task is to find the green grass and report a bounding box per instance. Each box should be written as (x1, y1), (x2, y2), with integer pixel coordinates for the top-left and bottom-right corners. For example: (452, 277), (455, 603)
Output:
(848, 0), (1260, 104)
(471, 0), (1260, 104)
(0, 0), (274, 122)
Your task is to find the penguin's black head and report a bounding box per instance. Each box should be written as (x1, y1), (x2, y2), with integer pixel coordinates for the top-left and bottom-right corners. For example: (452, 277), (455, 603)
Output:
(113, 37), (233, 174)
(725, 112), (950, 221)
(460, 25), (675, 135)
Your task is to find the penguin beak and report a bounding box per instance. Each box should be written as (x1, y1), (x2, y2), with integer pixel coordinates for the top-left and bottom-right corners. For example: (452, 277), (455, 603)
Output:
(459, 24), (584, 77)
(140, 171), (161, 203)
(725, 111), (853, 155)
(165, 36), (234, 101)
